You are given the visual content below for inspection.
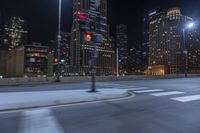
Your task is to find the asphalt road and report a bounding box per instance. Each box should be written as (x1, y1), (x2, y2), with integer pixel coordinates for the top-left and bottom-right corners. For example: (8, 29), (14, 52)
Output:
(0, 78), (200, 133)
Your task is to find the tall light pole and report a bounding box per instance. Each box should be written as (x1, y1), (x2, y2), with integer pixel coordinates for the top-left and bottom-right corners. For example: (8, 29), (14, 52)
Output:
(56, 0), (62, 82)
(116, 48), (119, 77)
(182, 22), (194, 78)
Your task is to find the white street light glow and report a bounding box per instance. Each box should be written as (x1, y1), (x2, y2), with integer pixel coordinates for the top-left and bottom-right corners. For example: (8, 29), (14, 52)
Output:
(187, 23), (194, 28)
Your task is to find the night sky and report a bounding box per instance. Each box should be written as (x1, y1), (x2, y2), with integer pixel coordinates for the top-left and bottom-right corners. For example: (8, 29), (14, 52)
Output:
(1, 0), (200, 46)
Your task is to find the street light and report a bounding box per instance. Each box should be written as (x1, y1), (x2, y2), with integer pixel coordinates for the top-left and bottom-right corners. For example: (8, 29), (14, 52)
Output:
(188, 23), (194, 28)
(182, 22), (194, 78)
(55, 0), (62, 82)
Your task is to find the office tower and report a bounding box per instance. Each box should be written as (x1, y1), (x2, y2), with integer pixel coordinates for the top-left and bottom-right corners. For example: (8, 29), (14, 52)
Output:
(46, 32), (71, 76)
(70, 0), (115, 76)
(3, 17), (28, 50)
(116, 24), (128, 74)
(186, 29), (200, 73)
(142, 10), (166, 70)
(129, 40), (143, 74)
(109, 36), (115, 49)
(149, 8), (195, 75)
(0, 13), (3, 49)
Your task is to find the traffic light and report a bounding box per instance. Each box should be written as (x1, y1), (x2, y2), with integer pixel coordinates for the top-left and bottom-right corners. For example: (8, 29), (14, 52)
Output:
(84, 32), (92, 42)
(77, 11), (87, 20)
(77, 10), (90, 31)
(60, 58), (65, 63)
(54, 58), (58, 63)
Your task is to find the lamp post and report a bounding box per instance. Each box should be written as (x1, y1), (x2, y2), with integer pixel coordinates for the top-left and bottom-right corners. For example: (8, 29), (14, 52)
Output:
(116, 48), (119, 77)
(56, 0), (62, 82)
(182, 22), (194, 78)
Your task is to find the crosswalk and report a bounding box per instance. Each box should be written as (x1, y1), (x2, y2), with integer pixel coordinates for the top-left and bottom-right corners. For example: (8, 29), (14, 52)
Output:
(130, 86), (200, 103)
(18, 109), (65, 133)
(96, 82), (200, 103)
(171, 95), (200, 102)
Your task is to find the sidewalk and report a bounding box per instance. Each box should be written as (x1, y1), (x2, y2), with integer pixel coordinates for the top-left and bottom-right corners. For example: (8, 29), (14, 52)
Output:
(0, 89), (133, 112)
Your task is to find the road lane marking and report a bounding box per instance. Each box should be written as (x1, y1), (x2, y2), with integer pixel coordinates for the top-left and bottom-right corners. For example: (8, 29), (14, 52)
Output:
(113, 86), (137, 89)
(171, 95), (200, 102)
(130, 87), (149, 90)
(150, 91), (185, 96)
(134, 89), (163, 93)
(18, 109), (65, 133)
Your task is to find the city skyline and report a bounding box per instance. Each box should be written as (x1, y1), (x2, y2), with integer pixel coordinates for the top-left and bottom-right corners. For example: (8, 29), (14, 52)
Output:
(1, 1), (200, 133)
(1, 0), (200, 45)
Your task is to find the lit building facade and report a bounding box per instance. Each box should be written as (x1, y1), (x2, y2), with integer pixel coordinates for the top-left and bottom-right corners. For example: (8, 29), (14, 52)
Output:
(142, 10), (166, 70)
(0, 44), (52, 77)
(129, 41), (143, 74)
(0, 13), (3, 49)
(116, 24), (128, 74)
(48, 32), (71, 65)
(109, 36), (115, 49)
(3, 17), (28, 50)
(148, 8), (199, 75)
(70, 0), (115, 76)
(186, 30), (200, 73)
(22, 44), (49, 76)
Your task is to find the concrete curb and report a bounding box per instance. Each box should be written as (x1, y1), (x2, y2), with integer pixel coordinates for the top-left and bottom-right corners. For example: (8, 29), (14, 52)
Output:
(0, 91), (135, 113)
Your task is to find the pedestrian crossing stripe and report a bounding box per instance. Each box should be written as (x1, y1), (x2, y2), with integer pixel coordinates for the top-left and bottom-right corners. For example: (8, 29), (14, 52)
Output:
(150, 91), (185, 96)
(18, 109), (65, 133)
(134, 89), (163, 93)
(171, 95), (200, 102)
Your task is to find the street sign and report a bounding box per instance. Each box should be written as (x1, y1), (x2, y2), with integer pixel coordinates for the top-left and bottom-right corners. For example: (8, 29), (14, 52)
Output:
(94, 33), (103, 43)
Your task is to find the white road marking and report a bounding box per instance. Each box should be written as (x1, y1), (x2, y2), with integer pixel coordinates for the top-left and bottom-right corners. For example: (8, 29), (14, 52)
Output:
(134, 89), (163, 93)
(18, 109), (65, 133)
(171, 95), (200, 102)
(130, 87), (149, 90)
(115, 86), (137, 89)
(150, 91), (185, 96)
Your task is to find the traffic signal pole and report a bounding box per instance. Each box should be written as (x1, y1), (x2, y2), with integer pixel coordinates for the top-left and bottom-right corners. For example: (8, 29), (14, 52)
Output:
(90, 45), (97, 92)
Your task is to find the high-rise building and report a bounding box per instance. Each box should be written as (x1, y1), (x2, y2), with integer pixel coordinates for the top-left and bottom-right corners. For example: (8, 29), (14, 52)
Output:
(53, 32), (71, 65)
(148, 8), (200, 75)
(186, 29), (200, 74)
(116, 24), (128, 74)
(70, 0), (115, 76)
(3, 17), (28, 50)
(109, 36), (115, 49)
(142, 10), (166, 70)
(129, 40), (143, 74)
(47, 32), (71, 76)
(0, 13), (3, 49)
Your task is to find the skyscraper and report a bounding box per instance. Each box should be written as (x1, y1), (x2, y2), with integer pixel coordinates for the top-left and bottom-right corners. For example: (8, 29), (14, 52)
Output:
(142, 9), (166, 70)
(116, 24), (128, 74)
(47, 32), (71, 76)
(70, 0), (115, 76)
(3, 17), (28, 50)
(0, 13), (3, 49)
(148, 8), (199, 75)
(186, 28), (200, 74)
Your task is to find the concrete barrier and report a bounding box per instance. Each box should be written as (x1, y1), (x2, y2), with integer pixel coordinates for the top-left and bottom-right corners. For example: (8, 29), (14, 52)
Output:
(0, 74), (200, 86)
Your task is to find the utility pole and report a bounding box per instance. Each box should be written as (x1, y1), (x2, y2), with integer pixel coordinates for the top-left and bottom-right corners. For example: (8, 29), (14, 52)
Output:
(182, 29), (188, 78)
(56, 0), (62, 82)
(116, 48), (119, 77)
